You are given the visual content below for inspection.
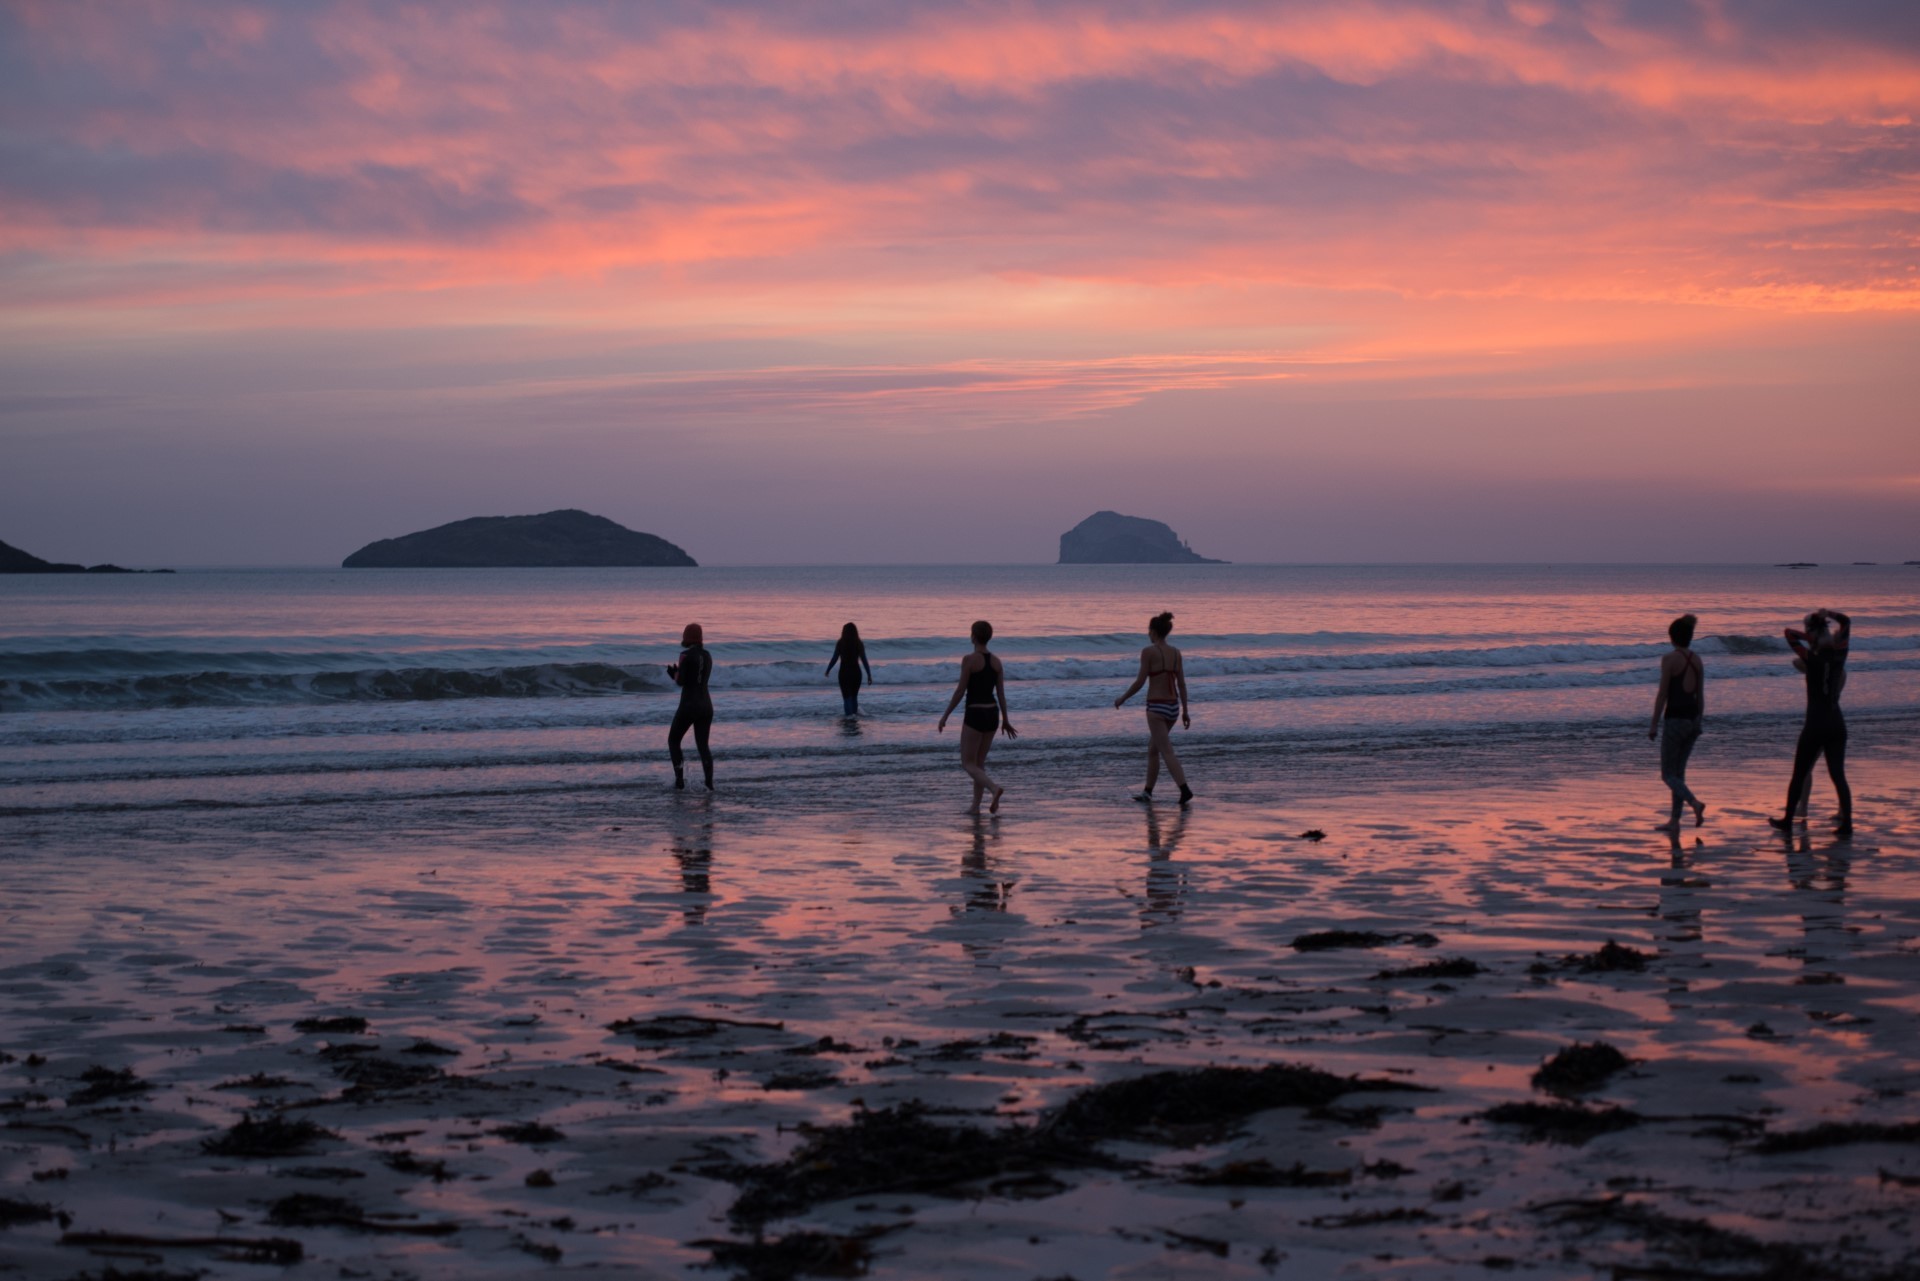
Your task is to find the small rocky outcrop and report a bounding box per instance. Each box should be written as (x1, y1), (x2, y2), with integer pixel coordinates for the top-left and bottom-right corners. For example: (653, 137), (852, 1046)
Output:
(343, 509), (696, 569)
(1058, 511), (1223, 564)
(0, 538), (170, 573)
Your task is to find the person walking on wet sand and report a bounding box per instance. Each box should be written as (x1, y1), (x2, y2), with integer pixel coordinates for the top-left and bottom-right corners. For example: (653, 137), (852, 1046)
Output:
(1649, 612), (1706, 831)
(938, 620), (1016, 813)
(1771, 608), (1852, 837)
(667, 623), (714, 791)
(1114, 610), (1193, 805)
(824, 622), (874, 717)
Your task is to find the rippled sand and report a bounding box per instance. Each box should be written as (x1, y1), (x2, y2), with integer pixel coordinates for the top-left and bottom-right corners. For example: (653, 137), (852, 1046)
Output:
(3, 743), (1917, 1279)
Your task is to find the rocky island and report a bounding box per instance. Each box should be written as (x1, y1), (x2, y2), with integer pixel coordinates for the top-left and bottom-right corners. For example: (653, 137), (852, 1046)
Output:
(342, 509), (697, 568)
(1, 538), (171, 573)
(1058, 511), (1224, 564)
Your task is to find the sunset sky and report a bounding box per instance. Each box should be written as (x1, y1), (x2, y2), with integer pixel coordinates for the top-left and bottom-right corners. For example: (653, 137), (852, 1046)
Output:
(3, 1), (1916, 565)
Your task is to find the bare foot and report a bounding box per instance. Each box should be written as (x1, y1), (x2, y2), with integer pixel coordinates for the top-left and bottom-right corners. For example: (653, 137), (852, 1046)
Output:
(1692, 801), (1706, 827)
(1654, 821), (1681, 833)
(1767, 815), (1796, 832)
(990, 786), (1004, 814)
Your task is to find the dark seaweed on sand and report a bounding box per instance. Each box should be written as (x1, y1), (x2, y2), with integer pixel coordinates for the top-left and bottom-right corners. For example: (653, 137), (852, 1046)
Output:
(292, 1016), (368, 1034)
(1050, 1063), (1428, 1143)
(1531, 1041), (1632, 1096)
(67, 1065), (148, 1106)
(58, 1232), (303, 1265)
(725, 1103), (1096, 1224)
(1533, 1196), (1880, 1281)
(1528, 940), (1650, 975)
(607, 1014), (785, 1041)
(1752, 1120), (1920, 1154)
(331, 1056), (445, 1095)
(493, 1121), (565, 1145)
(0, 1193), (57, 1227)
(1483, 1101), (1642, 1144)
(725, 1063), (1428, 1224)
(1373, 957), (1485, 980)
(1292, 930), (1439, 952)
(266, 1193), (458, 1236)
(201, 1112), (336, 1157)
(1178, 1158), (1353, 1188)
(696, 1226), (893, 1281)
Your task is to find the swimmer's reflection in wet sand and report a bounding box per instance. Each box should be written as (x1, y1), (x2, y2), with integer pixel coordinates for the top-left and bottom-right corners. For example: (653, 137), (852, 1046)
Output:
(1784, 834), (1852, 972)
(960, 815), (1013, 916)
(1141, 802), (1190, 928)
(667, 809), (716, 926)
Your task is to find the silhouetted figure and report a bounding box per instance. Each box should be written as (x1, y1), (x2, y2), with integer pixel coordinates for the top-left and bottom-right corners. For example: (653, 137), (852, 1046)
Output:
(1771, 608), (1851, 836)
(1648, 612), (1706, 831)
(1114, 611), (1192, 805)
(937, 620), (1016, 813)
(824, 622), (874, 716)
(666, 622), (714, 791)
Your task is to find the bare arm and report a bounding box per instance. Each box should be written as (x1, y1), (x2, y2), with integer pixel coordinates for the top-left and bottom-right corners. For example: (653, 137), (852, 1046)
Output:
(1828, 609), (1851, 650)
(937, 658), (971, 730)
(1114, 652), (1150, 707)
(1176, 654), (1190, 728)
(994, 657), (1017, 738)
(824, 647), (840, 677)
(1649, 654), (1672, 738)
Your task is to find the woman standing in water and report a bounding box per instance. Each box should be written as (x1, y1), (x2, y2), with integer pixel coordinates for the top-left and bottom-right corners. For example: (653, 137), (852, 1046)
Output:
(1114, 611), (1193, 805)
(824, 622), (874, 717)
(1648, 612), (1706, 831)
(1771, 608), (1852, 836)
(667, 623), (714, 791)
(938, 620), (1015, 813)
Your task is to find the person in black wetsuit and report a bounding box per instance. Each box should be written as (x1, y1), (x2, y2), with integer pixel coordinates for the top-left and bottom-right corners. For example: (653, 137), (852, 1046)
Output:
(1770, 608), (1851, 836)
(824, 622), (874, 717)
(937, 619), (1016, 813)
(667, 622), (714, 791)
(1648, 611), (1706, 831)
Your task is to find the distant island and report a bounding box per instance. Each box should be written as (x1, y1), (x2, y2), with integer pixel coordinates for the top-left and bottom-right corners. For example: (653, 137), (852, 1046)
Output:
(1058, 511), (1224, 564)
(342, 509), (697, 568)
(1, 537), (171, 574)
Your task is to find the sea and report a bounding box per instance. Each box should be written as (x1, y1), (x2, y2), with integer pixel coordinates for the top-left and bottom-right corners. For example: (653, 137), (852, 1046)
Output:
(3, 564), (1917, 844)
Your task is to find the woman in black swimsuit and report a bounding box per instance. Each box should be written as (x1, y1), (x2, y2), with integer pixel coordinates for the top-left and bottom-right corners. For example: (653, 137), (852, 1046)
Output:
(667, 622), (714, 791)
(824, 622), (874, 717)
(1648, 612), (1705, 831)
(938, 620), (1016, 813)
(1770, 608), (1851, 836)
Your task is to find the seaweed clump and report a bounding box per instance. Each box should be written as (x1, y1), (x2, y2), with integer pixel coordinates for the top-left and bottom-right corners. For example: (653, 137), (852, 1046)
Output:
(697, 1227), (892, 1281)
(1529, 941), (1650, 975)
(1531, 1042), (1632, 1096)
(67, 1066), (148, 1106)
(727, 1103), (1093, 1225)
(1292, 930), (1438, 952)
(1483, 1101), (1642, 1144)
(1374, 957), (1484, 981)
(1752, 1120), (1920, 1155)
(201, 1112), (336, 1157)
(1049, 1062), (1428, 1143)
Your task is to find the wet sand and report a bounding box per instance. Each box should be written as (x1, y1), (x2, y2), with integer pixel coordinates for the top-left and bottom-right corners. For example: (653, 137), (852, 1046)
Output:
(3, 745), (1918, 1279)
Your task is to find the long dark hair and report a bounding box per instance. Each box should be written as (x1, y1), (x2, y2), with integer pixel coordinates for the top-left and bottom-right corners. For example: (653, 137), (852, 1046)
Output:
(841, 622), (860, 643)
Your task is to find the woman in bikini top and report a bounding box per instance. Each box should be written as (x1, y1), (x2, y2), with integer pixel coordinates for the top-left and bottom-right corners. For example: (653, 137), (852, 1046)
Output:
(1113, 611), (1193, 805)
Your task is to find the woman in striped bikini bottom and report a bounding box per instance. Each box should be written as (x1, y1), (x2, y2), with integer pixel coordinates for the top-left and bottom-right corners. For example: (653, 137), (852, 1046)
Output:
(1113, 611), (1194, 805)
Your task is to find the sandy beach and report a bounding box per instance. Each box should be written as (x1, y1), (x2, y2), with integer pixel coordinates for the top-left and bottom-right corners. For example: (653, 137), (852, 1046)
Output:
(4, 728), (1917, 1280)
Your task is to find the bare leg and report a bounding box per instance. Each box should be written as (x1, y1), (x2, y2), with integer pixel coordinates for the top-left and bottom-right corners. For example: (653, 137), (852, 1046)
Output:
(1141, 741), (1161, 795)
(1149, 715), (1189, 790)
(959, 725), (1000, 812)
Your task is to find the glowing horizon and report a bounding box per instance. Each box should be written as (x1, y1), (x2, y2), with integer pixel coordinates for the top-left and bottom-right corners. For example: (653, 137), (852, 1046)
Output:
(3, 1), (1916, 565)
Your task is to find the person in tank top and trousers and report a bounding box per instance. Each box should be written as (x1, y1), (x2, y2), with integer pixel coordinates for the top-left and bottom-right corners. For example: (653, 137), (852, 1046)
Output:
(938, 619), (1016, 813)
(1649, 612), (1706, 832)
(1770, 608), (1852, 837)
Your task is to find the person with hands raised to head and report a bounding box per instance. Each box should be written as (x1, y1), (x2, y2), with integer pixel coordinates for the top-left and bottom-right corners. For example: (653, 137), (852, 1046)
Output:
(1115, 611), (1193, 806)
(938, 620), (1016, 814)
(666, 622), (715, 792)
(1771, 608), (1852, 836)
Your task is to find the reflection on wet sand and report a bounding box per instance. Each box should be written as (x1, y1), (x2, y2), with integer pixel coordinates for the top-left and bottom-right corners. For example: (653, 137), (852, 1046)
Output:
(1141, 803), (1189, 929)
(668, 804), (716, 926)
